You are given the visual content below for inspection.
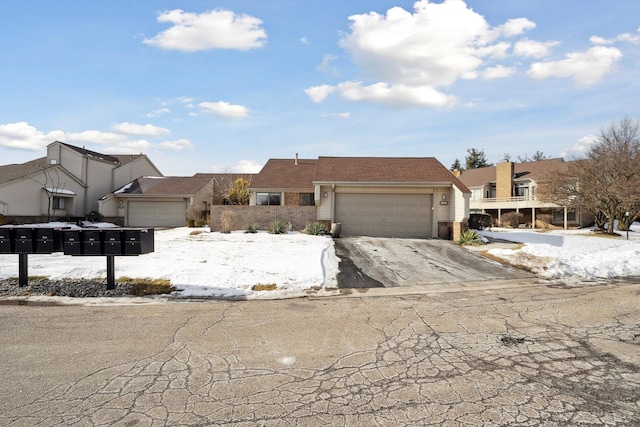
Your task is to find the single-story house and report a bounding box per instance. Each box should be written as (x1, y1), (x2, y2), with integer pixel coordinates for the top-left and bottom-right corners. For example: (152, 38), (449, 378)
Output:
(456, 159), (594, 228)
(99, 173), (255, 227)
(226, 155), (471, 239)
(0, 141), (162, 222)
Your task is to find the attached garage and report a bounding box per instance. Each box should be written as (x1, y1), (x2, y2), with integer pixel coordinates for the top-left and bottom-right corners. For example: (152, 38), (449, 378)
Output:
(128, 201), (186, 227)
(335, 193), (433, 237)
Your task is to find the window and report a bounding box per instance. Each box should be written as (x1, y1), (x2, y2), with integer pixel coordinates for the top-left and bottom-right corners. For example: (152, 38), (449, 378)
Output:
(257, 192), (281, 206)
(52, 196), (66, 210)
(299, 193), (315, 206)
(553, 209), (576, 222)
(514, 184), (529, 198)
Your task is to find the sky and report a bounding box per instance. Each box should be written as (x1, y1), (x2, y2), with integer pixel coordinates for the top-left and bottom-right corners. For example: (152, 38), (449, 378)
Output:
(1, 0), (639, 176)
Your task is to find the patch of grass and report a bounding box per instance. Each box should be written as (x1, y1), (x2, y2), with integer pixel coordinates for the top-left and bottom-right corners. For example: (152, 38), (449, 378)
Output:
(190, 230), (205, 236)
(28, 275), (49, 280)
(118, 277), (177, 296)
(252, 283), (277, 291)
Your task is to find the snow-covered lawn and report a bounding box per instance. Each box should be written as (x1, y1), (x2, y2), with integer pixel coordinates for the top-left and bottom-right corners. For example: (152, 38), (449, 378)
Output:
(0, 227), (340, 300)
(1, 222), (639, 300)
(478, 222), (640, 283)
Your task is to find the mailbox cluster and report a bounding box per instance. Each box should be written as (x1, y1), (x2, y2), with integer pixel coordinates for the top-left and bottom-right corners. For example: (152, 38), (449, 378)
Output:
(0, 226), (66, 254)
(62, 228), (154, 256)
(0, 227), (153, 256)
(0, 226), (154, 289)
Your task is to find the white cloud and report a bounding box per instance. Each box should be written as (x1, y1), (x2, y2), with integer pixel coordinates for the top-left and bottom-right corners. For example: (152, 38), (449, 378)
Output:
(211, 160), (262, 173)
(112, 122), (170, 136)
(63, 131), (126, 145)
(317, 54), (338, 74)
(102, 140), (152, 154)
(145, 108), (170, 118)
(591, 31), (640, 45)
(337, 81), (457, 107)
(304, 84), (336, 103)
(527, 46), (622, 85)
(480, 65), (515, 79)
(321, 112), (351, 119)
(300, 36), (310, 44)
(589, 35), (612, 45)
(144, 9), (267, 52)
(0, 122), (56, 151)
(513, 39), (560, 58)
(561, 134), (599, 158)
(306, 0), (541, 108)
(199, 101), (249, 119)
(159, 138), (194, 151)
(496, 17), (536, 37)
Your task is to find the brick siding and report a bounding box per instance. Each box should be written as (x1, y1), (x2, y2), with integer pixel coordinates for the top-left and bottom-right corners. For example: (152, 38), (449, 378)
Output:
(210, 206), (316, 232)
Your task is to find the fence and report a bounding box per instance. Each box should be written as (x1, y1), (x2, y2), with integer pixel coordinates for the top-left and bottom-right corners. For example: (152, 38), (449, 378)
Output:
(209, 206), (317, 232)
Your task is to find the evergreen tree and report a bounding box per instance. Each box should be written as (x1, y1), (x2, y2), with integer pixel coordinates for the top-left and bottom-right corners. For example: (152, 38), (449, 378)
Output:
(465, 148), (492, 169)
(450, 158), (463, 171)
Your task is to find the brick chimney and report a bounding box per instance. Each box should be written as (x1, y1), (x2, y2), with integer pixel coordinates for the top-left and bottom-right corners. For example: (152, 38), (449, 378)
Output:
(496, 161), (514, 199)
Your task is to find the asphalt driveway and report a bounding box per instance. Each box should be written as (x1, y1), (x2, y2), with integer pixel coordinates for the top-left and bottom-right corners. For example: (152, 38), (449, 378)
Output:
(335, 237), (534, 288)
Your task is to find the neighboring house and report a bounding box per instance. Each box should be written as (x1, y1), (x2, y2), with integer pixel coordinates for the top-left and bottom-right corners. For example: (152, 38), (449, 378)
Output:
(0, 141), (162, 222)
(243, 155), (470, 239)
(456, 158), (594, 228)
(99, 173), (255, 227)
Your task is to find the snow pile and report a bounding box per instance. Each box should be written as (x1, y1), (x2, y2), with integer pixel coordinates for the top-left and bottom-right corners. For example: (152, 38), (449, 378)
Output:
(479, 223), (640, 282)
(0, 227), (340, 300)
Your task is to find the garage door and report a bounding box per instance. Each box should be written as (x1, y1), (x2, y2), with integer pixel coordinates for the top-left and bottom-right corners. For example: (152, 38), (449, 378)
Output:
(128, 201), (186, 227)
(335, 194), (433, 237)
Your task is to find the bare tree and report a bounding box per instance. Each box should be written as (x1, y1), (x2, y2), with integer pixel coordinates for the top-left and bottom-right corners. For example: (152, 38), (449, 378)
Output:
(29, 164), (67, 222)
(539, 117), (640, 233)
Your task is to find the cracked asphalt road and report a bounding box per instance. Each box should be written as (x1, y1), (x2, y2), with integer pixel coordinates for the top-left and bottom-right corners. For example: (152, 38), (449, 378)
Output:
(1, 281), (639, 426)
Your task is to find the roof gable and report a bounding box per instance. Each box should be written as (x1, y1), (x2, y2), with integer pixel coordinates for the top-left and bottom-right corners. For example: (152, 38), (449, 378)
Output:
(0, 157), (49, 185)
(115, 176), (213, 196)
(458, 158), (566, 187)
(251, 158), (317, 189)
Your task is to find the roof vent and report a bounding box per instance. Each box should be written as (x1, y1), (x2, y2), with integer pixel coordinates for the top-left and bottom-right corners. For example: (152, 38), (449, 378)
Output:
(295, 153), (298, 165)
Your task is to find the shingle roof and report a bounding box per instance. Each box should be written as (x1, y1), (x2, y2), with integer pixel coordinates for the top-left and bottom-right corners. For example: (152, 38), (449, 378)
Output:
(59, 142), (122, 164)
(115, 176), (213, 196)
(250, 156), (470, 193)
(458, 158), (566, 187)
(0, 157), (49, 185)
(250, 158), (318, 189)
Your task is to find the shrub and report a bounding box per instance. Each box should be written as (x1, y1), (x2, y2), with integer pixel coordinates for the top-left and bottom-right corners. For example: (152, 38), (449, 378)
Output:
(268, 219), (287, 234)
(536, 213), (552, 229)
(186, 218), (196, 227)
(245, 223), (260, 233)
(220, 210), (236, 233)
(457, 229), (483, 246)
(501, 211), (524, 228)
(194, 219), (206, 227)
(304, 221), (328, 235)
(468, 213), (492, 230)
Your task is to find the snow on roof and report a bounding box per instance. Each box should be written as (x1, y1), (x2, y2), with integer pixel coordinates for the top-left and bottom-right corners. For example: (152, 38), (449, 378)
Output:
(44, 188), (76, 195)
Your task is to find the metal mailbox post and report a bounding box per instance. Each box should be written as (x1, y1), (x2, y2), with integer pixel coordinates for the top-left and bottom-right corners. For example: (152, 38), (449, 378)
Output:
(3, 227), (154, 290)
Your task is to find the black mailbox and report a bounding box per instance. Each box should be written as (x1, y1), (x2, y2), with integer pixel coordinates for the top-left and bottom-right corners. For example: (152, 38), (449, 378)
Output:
(14, 228), (35, 253)
(34, 228), (65, 254)
(103, 229), (123, 255)
(62, 230), (82, 255)
(0, 227), (13, 254)
(82, 229), (102, 255)
(122, 228), (154, 255)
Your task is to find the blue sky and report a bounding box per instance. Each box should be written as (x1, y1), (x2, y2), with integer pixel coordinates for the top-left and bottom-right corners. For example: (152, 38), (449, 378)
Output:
(1, 0), (638, 176)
